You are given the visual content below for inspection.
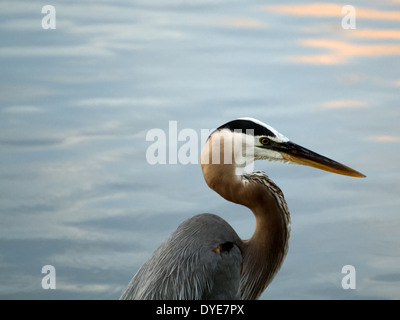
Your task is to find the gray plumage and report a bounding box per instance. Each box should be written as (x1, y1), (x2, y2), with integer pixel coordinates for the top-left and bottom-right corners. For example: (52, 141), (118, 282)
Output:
(120, 214), (242, 300)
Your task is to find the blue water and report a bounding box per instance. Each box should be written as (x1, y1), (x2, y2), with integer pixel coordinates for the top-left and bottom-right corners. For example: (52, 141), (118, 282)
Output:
(0, 0), (399, 299)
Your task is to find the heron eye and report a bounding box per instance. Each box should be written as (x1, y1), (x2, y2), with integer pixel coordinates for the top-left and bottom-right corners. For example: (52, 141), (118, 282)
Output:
(260, 137), (270, 145)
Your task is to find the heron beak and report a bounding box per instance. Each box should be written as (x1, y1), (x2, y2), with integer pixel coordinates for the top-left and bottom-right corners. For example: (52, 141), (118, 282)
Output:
(279, 141), (366, 178)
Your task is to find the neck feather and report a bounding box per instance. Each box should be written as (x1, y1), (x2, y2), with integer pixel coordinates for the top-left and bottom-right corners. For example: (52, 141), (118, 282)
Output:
(200, 139), (291, 299)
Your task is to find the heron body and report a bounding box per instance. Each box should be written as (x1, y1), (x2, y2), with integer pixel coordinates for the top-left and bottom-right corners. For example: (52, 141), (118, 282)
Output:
(120, 213), (242, 299)
(120, 118), (365, 300)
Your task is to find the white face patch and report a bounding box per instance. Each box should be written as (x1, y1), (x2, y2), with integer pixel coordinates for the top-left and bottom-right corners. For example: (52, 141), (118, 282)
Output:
(238, 117), (290, 143)
(204, 119), (292, 175)
(253, 136), (285, 162)
(205, 129), (256, 173)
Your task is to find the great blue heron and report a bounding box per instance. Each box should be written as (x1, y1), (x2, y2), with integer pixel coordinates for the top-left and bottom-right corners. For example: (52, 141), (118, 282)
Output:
(120, 118), (365, 300)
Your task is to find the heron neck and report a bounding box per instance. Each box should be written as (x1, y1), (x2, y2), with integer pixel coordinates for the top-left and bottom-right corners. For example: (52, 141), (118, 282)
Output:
(201, 147), (290, 299)
(243, 188), (290, 299)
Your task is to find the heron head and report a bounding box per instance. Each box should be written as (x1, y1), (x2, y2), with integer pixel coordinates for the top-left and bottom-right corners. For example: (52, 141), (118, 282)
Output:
(212, 117), (365, 178)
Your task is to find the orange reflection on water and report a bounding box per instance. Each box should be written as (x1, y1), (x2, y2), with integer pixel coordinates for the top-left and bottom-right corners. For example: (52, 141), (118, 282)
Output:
(292, 39), (400, 65)
(262, 4), (400, 20)
(261, 3), (400, 65)
(322, 100), (368, 109)
(373, 136), (400, 142)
